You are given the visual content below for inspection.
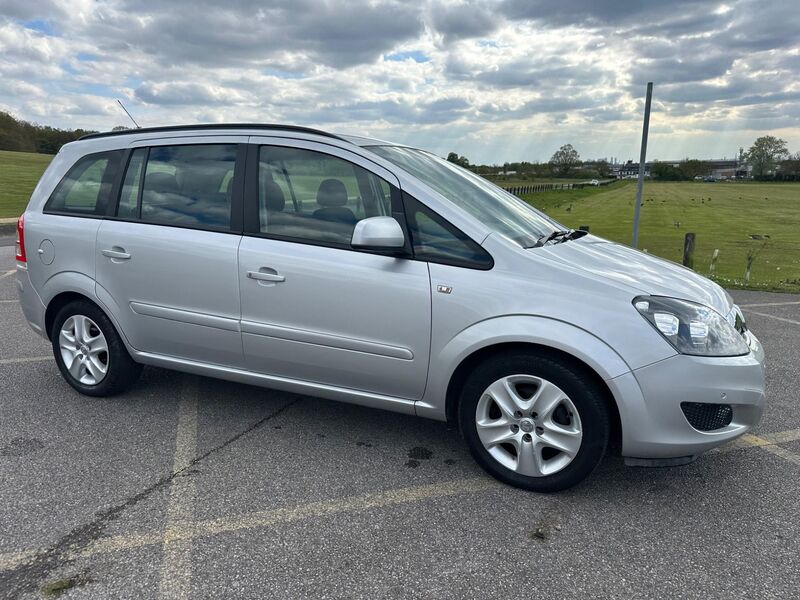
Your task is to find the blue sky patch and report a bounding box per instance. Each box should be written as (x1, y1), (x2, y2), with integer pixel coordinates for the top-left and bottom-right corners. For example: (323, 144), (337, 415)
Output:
(385, 50), (430, 63)
(21, 19), (56, 36)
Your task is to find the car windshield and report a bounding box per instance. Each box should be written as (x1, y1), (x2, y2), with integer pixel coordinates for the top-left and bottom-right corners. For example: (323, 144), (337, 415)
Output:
(367, 145), (560, 248)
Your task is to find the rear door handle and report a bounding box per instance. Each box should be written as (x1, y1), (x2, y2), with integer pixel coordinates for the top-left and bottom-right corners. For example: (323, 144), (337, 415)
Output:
(247, 269), (285, 283)
(101, 248), (131, 260)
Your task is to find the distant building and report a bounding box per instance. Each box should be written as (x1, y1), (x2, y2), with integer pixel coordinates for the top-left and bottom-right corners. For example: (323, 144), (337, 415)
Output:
(615, 159), (743, 179)
(618, 161), (650, 178)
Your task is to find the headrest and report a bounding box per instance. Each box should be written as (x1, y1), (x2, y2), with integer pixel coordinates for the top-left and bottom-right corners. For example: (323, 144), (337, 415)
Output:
(145, 172), (179, 194)
(263, 180), (285, 212)
(316, 179), (348, 207)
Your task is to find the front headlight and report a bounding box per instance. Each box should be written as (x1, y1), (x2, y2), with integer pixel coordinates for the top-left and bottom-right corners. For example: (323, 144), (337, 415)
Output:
(633, 296), (750, 357)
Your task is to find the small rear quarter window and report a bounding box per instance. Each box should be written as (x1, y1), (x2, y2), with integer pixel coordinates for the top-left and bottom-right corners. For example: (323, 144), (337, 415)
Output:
(44, 151), (122, 216)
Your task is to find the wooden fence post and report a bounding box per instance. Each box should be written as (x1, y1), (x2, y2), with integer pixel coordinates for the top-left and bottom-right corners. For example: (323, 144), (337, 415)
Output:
(709, 249), (719, 275)
(683, 233), (695, 269)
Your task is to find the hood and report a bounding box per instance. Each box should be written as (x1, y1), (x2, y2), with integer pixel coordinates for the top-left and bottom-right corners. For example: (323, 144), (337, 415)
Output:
(535, 236), (732, 314)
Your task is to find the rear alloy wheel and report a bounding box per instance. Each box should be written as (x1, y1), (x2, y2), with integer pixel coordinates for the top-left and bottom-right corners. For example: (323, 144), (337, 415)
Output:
(58, 315), (109, 386)
(51, 300), (142, 396)
(459, 351), (609, 492)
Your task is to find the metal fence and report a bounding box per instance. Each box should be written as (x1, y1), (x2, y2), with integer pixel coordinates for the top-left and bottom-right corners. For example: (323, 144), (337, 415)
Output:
(503, 179), (616, 196)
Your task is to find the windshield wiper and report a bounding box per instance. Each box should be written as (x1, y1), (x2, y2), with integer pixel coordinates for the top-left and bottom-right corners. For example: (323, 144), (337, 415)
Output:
(531, 229), (572, 248)
(530, 228), (588, 248)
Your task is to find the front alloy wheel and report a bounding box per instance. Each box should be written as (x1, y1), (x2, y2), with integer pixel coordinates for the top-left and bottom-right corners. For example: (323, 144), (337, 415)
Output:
(459, 351), (609, 492)
(475, 375), (583, 477)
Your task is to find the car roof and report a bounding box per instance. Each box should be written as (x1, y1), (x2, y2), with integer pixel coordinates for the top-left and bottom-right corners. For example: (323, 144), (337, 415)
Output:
(77, 123), (405, 149)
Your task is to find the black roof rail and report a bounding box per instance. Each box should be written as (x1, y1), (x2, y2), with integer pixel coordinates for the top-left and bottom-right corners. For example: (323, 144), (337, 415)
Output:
(78, 123), (346, 142)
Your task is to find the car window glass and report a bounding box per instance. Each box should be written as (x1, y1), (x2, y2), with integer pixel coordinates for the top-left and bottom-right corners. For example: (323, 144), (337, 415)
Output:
(139, 144), (237, 228)
(117, 148), (146, 219)
(44, 151), (121, 216)
(408, 198), (493, 269)
(258, 146), (391, 245)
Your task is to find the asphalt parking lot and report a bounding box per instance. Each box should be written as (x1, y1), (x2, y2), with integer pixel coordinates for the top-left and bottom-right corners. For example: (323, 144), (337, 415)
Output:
(0, 239), (798, 599)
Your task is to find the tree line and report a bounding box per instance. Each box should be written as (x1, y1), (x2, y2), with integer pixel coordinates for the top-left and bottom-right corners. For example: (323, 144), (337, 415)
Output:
(0, 111), (97, 154)
(447, 136), (800, 181)
(447, 145), (611, 180)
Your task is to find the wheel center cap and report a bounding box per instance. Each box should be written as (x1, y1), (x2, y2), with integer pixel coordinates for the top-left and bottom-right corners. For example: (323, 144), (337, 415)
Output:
(519, 419), (534, 433)
(80, 344), (90, 355)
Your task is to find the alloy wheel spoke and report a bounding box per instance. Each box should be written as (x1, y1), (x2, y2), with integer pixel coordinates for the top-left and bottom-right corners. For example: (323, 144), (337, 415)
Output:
(68, 354), (84, 379)
(476, 417), (517, 447)
(484, 379), (522, 418)
(515, 439), (544, 477)
(540, 421), (582, 456)
(530, 380), (565, 420)
(89, 336), (108, 356)
(75, 316), (90, 344)
(84, 356), (105, 381)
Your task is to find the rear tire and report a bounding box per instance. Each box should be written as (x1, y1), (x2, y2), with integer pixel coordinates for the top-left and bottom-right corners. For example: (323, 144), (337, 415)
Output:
(51, 299), (142, 397)
(459, 350), (609, 492)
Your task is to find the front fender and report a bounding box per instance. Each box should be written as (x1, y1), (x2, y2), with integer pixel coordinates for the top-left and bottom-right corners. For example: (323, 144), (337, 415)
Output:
(416, 314), (635, 420)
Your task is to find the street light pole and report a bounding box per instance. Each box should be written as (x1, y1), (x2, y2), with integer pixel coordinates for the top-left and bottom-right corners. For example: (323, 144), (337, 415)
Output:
(631, 82), (653, 248)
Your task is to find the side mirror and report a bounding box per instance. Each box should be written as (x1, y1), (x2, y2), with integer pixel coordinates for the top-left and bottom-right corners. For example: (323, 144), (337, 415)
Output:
(351, 216), (405, 251)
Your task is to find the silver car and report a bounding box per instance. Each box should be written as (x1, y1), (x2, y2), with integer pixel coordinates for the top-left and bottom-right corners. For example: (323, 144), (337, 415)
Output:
(15, 124), (765, 492)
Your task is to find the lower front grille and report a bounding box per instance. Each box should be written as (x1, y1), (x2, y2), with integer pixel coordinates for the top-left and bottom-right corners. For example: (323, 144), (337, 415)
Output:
(680, 402), (733, 431)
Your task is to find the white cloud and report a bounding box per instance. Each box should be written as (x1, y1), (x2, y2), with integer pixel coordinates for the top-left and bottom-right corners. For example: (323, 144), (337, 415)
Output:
(0, 0), (798, 162)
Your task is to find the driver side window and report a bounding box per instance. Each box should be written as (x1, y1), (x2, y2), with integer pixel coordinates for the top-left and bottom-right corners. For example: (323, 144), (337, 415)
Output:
(258, 146), (392, 246)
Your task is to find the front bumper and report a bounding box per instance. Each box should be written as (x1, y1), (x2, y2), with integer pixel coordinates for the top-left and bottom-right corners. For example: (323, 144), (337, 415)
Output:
(609, 331), (765, 460)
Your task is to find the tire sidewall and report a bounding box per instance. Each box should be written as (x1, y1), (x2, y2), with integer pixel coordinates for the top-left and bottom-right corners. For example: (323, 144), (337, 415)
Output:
(459, 352), (609, 492)
(51, 300), (125, 396)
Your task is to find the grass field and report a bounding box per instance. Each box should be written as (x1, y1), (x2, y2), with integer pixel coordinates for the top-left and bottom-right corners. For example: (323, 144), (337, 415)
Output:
(1, 149), (799, 291)
(523, 181), (800, 292)
(0, 149), (53, 218)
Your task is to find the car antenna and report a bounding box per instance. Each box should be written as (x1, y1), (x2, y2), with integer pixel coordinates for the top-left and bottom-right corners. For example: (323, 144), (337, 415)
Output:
(116, 99), (141, 129)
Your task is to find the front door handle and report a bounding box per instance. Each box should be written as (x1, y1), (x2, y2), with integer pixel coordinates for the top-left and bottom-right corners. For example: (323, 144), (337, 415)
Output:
(247, 269), (285, 283)
(101, 247), (131, 260)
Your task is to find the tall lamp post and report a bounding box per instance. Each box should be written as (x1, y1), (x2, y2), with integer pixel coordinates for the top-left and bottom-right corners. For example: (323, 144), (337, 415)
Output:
(631, 82), (653, 248)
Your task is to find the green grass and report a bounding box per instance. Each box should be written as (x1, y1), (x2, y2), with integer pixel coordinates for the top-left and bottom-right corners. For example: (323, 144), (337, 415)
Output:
(522, 181), (800, 292)
(0, 149), (53, 218)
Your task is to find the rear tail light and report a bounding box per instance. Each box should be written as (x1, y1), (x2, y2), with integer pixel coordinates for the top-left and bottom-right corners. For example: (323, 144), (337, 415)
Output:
(15, 214), (26, 263)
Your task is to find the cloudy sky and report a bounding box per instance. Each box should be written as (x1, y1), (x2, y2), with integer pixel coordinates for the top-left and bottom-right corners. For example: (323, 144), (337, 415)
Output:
(1, 0), (798, 163)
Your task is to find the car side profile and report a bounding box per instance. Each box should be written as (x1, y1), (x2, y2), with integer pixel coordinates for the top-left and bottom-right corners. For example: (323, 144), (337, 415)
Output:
(15, 124), (766, 492)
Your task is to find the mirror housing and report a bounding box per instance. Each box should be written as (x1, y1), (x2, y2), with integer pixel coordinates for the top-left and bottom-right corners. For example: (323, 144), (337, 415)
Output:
(351, 216), (405, 251)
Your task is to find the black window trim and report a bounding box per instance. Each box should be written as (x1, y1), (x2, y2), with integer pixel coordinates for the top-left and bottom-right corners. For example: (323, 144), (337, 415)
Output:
(104, 142), (246, 235)
(43, 149), (125, 219)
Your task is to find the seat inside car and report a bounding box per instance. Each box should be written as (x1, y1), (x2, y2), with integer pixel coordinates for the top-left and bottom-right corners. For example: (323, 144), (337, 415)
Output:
(259, 172), (287, 230)
(313, 179), (356, 225)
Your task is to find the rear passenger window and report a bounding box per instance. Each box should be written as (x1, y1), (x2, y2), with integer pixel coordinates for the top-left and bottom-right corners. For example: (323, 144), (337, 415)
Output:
(258, 146), (392, 245)
(124, 145), (237, 229)
(45, 151), (122, 216)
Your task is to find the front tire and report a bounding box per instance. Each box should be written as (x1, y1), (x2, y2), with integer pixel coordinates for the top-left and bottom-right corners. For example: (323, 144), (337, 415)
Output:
(51, 299), (142, 397)
(459, 351), (610, 492)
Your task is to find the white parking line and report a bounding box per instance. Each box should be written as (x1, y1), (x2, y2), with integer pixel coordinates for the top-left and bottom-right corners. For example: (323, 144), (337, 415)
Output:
(0, 356), (52, 365)
(0, 478), (497, 573)
(738, 301), (800, 308)
(742, 309), (800, 326)
(158, 376), (200, 600)
(0, 269), (16, 280)
(0, 299), (19, 303)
